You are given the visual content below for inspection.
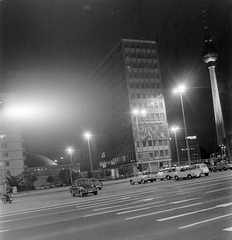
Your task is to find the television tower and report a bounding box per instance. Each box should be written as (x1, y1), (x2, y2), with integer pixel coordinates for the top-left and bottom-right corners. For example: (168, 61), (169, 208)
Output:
(201, 4), (227, 152)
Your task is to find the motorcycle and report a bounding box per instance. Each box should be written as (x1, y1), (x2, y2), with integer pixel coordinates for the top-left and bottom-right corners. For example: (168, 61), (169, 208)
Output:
(1, 192), (13, 204)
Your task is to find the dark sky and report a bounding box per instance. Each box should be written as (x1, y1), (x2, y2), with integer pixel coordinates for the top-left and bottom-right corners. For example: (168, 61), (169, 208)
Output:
(0, 0), (231, 168)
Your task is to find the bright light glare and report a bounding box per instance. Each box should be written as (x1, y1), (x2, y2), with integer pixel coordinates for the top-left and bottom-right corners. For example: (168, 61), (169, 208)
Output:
(174, 84), (186, 93)
(171, 127), (179, 132)
(3, 103), (47, 121)
(132, 109), (139, 115)
(141, 109), (146, 116)
(132, 109), (146, 116)
(67, 148), (73, 154)
(84, 132), (91, 139)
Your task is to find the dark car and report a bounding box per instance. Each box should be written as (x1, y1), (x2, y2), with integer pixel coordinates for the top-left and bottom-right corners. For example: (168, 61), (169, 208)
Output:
(69, 179), (98, 197)
(88, 178), (103, 190)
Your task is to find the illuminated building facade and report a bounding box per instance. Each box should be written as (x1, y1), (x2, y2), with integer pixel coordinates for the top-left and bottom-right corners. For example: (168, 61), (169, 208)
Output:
(90, 39), (171, 178)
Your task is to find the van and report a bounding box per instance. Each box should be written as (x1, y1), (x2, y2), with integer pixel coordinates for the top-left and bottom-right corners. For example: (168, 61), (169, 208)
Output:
(173, 166), (201, 180)
(192, 163), (210, 176)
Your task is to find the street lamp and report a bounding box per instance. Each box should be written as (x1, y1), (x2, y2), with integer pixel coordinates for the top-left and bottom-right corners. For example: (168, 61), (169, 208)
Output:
(132, 109), (147, 172)
(173, 85), (191, 165)
(84, 132), (93, 172)
(171, 127), (180, 166)
(67, 148), (73, 185)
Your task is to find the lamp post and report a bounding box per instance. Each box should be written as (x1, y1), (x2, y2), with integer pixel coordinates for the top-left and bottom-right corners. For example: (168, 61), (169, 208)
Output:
(132, 109), (147, 172)
(174, 85), (191, 165)
(171, 127), (180, 166)
(67, 148), (73, 185)
(84, 132), (93, 172)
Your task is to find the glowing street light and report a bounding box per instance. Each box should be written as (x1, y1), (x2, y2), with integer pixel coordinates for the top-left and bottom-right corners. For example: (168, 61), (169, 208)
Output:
(132, 109), (147, 172)
(67, 147), (73, 185)
(173, 85), (191, 165)
(171, 127), (180, 166)
(84, 132), (93, 172)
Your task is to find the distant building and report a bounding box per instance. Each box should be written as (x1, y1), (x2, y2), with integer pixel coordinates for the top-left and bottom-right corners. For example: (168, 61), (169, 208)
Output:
(90, 39), (171, 177)
(25, 153), (81, 187)
(0, 93), (25, 193)
(178, 136), (201, 164)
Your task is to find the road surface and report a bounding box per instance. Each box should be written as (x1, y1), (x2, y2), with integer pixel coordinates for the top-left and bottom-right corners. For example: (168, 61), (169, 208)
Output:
(1, 171), (232, 240)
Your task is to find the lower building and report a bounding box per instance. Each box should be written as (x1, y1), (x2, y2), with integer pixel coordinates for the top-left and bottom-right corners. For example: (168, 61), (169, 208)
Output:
(0, 93), (26, 193)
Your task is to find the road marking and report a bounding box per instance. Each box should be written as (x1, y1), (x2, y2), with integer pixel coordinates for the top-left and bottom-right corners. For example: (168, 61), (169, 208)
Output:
(120, 197), (130, 200)
(120, 198), (202, 216)
(157, 206), (218, 221)
(171, 197), (202, 204)
(0, 220), (13, 223)
(84, 200), (164, 217)
(125, 203), (202, 220)
(143, 198), (154, 201)
(179, 213), (232, 229)
(116, 207), (152, 215)
(157, 202), (232, 222)
(0, 229), (9, 233)
(216, 202), (232, 207)
(206, 186), (232, 193)
(174, 181), (227, 189)
(223, 227), (232, 231)
(93, 197), (163, 211)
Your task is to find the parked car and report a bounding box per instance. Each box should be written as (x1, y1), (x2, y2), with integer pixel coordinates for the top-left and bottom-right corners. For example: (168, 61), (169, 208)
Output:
(69, 179), (98, 197)
(129, 172), (157, 185)
(88, 178), (103, 190)
(173, 166), (202, 180)
(213, 160), (232, 171)
(191, 163), (210, 176)
(156, 168), (175, 180)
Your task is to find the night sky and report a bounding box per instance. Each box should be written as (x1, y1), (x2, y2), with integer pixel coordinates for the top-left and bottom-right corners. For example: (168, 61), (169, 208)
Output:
(0, 0), (231, 169)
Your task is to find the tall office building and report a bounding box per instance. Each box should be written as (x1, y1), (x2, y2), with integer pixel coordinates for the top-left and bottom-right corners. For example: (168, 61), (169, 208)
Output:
(0, 94), (26, 193)
(90, 39), (171, 178)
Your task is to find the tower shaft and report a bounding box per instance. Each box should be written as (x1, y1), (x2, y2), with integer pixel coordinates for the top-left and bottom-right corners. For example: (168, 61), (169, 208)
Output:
(208, 65), (226, 146)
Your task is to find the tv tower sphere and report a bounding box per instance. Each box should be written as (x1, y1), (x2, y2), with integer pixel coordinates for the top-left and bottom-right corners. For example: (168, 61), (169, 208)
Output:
(202, 38), (218, 64)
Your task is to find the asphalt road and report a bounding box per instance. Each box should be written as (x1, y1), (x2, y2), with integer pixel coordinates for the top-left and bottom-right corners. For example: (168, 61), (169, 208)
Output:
(1, 171), (232, 240)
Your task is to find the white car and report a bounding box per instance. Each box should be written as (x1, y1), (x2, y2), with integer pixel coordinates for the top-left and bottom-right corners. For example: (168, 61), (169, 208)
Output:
(129, 172), (157, 185)
(173, 166), (202, 180)
(156, 168), (175, 180)
(192, 163), (210, 176)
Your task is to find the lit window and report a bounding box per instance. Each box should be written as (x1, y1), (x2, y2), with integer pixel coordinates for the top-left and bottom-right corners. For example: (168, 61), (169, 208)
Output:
(0, 134), (6, 140)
